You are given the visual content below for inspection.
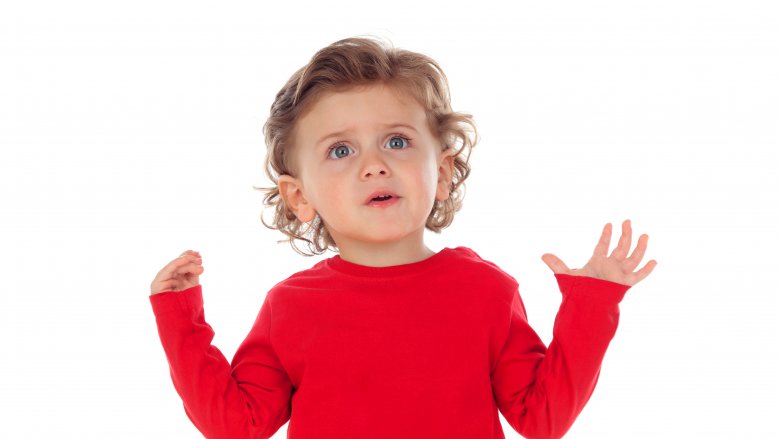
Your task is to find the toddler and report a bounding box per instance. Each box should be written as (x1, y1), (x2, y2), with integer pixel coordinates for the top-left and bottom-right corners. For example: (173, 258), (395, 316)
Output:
(149, 36), (657, 439)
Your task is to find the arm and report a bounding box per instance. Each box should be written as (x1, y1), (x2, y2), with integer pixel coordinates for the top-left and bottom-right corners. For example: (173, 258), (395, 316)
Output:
(150, 285), (292, 439)
(491, 273), (630, 439)
(148, 250), (293, 438)
(493, 219), (656, 438)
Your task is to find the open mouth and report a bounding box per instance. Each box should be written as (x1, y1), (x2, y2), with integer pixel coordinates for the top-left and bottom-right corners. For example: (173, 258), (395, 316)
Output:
(366, 191), (401, 206)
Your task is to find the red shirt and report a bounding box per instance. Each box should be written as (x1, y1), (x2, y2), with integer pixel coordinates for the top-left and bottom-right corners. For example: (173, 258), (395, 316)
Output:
(150, 246), (630, 438)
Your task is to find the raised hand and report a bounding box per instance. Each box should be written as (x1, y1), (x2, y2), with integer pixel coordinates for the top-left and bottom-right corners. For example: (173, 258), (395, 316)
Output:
(541, 219), (657, 287)
(150, 250), (204, 295)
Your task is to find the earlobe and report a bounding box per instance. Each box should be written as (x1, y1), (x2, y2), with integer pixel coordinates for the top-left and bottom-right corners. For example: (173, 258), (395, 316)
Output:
(435, 153), (456, 201)
(278, 175), (316, 223)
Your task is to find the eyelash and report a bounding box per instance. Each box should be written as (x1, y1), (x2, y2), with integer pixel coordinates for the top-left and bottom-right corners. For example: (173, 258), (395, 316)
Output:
(326, 134), (412, 159)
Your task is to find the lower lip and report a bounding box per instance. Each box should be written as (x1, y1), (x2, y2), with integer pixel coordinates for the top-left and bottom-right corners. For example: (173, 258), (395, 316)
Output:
(366, 197), (400, 208)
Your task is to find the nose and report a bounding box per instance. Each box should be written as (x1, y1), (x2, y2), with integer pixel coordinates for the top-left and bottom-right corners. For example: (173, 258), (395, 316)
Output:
(360, 149), (390, 179)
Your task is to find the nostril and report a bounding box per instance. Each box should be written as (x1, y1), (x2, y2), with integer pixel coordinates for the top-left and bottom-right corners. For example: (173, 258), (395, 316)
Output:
(363, 164), (389, 178)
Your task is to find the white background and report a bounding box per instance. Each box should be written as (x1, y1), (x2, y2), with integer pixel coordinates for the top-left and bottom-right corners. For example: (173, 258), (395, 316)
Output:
(1, 0), (778, 437)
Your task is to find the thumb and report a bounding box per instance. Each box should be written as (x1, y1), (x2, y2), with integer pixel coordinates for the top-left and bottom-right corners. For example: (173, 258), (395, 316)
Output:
(541, 253), (570, 274)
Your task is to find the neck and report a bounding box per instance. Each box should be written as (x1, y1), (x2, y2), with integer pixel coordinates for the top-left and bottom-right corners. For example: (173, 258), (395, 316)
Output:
(334, 232), (435, 267)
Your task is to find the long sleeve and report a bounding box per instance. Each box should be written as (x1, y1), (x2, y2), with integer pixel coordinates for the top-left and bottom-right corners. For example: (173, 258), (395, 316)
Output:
(491, 273), (631, 439)
(149, 285), (293, 439)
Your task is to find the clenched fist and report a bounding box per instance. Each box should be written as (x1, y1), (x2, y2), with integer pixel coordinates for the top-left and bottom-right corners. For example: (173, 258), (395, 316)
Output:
(150, 250), (205, 295)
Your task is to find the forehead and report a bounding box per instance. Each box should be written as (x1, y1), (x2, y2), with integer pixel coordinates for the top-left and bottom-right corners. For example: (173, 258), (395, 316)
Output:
(295, 83), (428, 143)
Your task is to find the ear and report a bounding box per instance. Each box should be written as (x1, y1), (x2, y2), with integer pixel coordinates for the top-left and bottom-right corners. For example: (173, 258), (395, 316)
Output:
(435, 152), (456, 201)
(278, 175), (316, 223)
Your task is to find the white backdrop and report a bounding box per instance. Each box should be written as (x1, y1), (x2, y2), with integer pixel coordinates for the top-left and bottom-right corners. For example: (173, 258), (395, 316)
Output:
(1, 0), (778, 437)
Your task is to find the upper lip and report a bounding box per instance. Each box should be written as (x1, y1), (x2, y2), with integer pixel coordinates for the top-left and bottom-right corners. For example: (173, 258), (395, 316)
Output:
(365, 189), (400, 204)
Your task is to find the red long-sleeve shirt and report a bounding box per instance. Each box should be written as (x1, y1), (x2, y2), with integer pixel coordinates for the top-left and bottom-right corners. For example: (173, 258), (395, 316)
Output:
(149, 246), (630, 438)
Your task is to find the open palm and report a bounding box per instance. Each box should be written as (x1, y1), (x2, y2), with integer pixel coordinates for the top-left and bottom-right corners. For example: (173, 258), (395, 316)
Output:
(541, 219), (657, 287)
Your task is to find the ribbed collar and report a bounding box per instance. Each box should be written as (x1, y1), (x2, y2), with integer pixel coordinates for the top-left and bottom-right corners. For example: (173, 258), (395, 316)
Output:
(324, 247), (455, 279)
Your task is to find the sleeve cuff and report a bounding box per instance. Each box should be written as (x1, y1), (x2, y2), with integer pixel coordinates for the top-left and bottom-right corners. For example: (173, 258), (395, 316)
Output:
(149, 284), (203, 315)
(554, 273), (630, 304)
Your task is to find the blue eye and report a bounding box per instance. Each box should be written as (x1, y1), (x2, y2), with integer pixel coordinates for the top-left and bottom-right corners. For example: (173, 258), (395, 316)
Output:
(386, 135), (410, 149)
(327, 144), (353, 159)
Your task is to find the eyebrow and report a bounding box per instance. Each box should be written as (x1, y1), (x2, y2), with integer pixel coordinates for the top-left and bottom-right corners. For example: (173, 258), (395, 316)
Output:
(315, 123), (419, 146)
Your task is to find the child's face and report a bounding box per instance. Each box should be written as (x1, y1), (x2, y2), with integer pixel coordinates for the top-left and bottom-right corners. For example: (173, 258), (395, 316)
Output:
(278, 82), (454, 252)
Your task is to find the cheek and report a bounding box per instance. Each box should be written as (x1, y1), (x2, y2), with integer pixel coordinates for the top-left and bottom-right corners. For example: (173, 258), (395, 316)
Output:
(400, 151), (437, 180)
(309, 173), (346, 207)
(418, 158), (440, 189)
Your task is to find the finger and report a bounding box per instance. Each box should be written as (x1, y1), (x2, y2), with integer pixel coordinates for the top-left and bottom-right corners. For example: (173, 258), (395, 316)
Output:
(631, 259), (657, 284)
(165, 254), (201, 273)
(154, 255), (201, 282)
(610, 219), (632, 260)
(541, 253), (571, 274)
(593, 223), (612, 257)
(625, 234), (649, 270)
(151, 257), (203, 294)
(152, 266), (201, 294)
(174, 261), (204, 276)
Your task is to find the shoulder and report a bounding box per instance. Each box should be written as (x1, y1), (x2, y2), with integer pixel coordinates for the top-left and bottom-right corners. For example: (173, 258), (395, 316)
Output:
(441, 246), (520, 296)
(260, 257), (330, 300)
(445, 246), (517, 279)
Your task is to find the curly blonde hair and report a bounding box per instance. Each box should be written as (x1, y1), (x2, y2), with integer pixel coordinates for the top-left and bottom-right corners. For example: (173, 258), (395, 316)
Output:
(254, 36), (479, 256)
